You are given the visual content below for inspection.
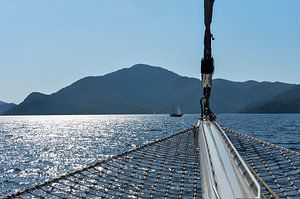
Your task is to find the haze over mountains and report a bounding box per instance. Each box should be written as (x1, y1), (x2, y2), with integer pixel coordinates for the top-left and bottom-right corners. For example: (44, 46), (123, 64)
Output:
(241, 85), (300, 113)
(2, 64), (299, 115)
(0, 101), (16, 114)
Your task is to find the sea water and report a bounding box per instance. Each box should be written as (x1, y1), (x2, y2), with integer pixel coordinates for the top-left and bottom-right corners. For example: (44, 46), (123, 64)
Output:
(0, 114), (299, 196)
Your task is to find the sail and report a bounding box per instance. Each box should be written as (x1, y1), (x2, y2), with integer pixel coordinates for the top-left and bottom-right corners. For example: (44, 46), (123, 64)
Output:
(177, 106), (182, 114)
(170, 105), (183, 117)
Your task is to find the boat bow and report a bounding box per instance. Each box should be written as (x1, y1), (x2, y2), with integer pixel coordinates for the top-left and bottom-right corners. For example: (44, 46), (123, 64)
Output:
(197, 119), (261, 199)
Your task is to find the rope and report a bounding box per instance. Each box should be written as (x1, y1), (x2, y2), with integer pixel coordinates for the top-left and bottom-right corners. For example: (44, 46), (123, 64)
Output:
(204, 0), (215, 58)
(201, 0), (216, 120)
(4, 125), (300, 199)
(5, 128), (202, 199)
(224, 127), (300, 198)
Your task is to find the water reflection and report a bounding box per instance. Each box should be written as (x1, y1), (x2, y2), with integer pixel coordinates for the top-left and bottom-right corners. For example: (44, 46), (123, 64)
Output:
(0, 114), (299, 196)
(0, 114), (196, 196)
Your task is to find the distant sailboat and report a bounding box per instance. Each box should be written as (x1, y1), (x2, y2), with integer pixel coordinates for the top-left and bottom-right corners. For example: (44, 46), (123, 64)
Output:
(170, 106), (183, 117)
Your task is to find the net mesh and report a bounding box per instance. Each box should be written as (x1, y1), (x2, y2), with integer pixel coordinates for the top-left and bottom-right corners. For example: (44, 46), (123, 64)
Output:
(225, 128), (300, 199)
(6, 128), (202, 199)
(5, 126), (300, 199)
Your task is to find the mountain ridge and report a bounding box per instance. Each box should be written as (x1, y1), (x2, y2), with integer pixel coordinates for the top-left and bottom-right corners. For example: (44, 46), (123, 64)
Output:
(3, 64), (299, 115)
(241, 85), (300, 113)
(0, 101), (16, 114)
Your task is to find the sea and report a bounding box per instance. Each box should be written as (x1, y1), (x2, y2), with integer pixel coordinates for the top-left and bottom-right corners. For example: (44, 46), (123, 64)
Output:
(0, 114), (299, 197)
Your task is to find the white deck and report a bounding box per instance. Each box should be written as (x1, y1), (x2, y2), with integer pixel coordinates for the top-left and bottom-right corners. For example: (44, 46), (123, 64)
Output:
(197, 120), (261, 199)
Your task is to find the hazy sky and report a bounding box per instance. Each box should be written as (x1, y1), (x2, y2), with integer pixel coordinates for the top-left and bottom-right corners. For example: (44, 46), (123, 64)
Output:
(1, 0), (300, 103)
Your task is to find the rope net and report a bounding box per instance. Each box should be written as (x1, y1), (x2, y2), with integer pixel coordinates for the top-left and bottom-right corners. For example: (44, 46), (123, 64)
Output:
(5, 126), (300, 199)
(6, 128), (202, 198)
(225, 128), (300, 199)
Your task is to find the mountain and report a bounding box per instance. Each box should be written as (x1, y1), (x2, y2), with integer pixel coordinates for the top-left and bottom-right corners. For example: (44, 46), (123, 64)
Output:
(241, 85), (300, 113)
(5, 64), (201, 115)
(0, 101), (16, 114)
(3, 64), (297, 115)
(210, 79), (296, 113)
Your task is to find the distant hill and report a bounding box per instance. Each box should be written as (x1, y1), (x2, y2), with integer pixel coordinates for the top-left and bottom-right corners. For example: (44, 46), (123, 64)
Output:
(0, 101), (16, 114)
(241, 85), (300, 113)
(209, 79), (296, 113)
(3, 64), (297, 115)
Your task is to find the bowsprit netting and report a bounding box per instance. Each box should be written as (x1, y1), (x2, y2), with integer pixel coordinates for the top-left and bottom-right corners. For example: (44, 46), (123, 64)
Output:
(6, 128), (202, 199)
(5, 126), (300, 199)
(225, 128), (300, 199)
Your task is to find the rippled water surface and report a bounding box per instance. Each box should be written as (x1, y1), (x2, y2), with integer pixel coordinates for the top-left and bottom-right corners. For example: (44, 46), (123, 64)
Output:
(218, 114), (300, 152)
(0, 114), (299, 196)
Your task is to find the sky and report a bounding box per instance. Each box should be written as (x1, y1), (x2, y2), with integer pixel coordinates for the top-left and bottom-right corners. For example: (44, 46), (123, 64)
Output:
(0, 0), (300, 103)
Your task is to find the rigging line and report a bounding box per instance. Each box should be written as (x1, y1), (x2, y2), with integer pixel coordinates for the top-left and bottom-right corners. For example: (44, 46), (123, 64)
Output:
(201, 0), (215, 120)
(204, 0), (215, 58)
